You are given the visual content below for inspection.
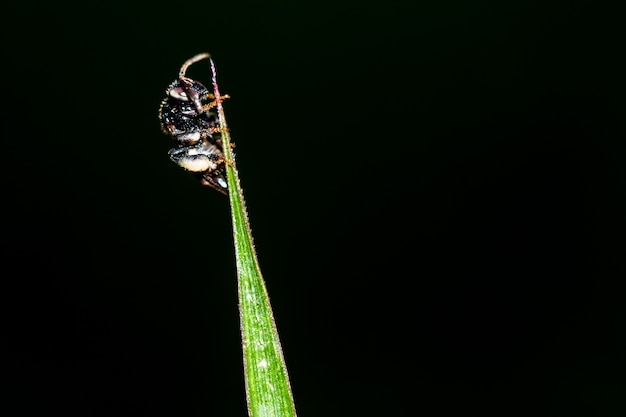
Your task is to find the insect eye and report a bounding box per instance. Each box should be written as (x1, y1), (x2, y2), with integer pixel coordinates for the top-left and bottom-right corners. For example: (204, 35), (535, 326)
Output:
(169, 87), (189, 101)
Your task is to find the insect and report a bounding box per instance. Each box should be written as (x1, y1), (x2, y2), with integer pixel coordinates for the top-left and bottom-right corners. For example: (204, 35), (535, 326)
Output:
(158, 53), (229, 194)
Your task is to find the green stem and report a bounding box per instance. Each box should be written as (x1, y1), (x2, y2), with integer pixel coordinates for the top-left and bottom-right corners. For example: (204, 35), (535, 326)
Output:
(210, 58), (298, 417)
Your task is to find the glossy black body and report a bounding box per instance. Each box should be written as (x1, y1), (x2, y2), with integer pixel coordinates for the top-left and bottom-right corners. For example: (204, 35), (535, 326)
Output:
(158, 79), (227, 194)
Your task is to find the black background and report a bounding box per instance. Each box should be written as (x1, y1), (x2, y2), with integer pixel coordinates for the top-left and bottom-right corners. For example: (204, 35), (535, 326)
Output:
(3, 1), (625, 416)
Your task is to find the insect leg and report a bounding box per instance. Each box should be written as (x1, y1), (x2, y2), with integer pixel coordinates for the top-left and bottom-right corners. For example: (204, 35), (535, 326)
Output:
(202, 94), (231, 111)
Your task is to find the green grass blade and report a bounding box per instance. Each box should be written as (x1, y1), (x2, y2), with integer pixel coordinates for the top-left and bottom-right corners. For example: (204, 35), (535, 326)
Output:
(210, 58), (298, 417)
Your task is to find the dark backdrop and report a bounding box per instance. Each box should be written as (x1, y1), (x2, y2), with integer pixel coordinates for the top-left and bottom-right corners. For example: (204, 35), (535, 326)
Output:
(3, 1), (624, 416)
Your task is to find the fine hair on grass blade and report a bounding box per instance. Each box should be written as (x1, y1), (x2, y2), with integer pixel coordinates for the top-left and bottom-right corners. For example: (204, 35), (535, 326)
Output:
(208, 56), (298, 417)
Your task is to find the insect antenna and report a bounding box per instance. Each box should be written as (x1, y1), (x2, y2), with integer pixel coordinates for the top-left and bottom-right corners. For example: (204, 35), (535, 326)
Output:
(178, 52), (211, 114)
(179, 52), (211, 80)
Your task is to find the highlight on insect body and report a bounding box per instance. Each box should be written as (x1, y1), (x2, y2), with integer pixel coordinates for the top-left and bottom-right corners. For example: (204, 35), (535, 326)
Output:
(158, 53), (229, 194)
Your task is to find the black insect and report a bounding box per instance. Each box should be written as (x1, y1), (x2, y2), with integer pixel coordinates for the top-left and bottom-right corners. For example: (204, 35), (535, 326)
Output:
(158, 53), (229, 194)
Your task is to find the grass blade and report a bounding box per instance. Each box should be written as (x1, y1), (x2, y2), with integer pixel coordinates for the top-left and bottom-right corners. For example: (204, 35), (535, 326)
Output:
(210, 58), (298, 417)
